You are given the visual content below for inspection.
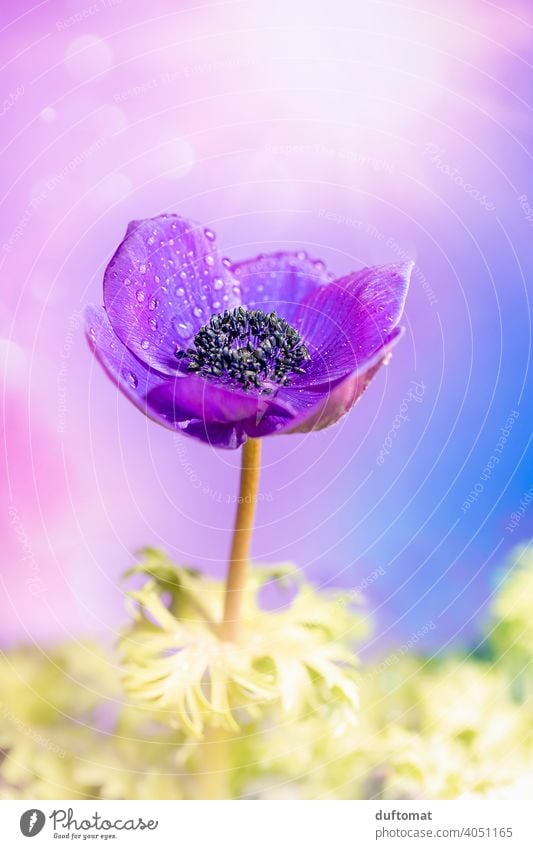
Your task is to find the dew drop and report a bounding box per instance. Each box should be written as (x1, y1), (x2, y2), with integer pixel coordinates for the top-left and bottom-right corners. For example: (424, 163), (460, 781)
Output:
(136, 290), (146, 303)
(204, 228), (216, 241)
(179, 270), (187, 280)
(124, 277), (131, 286)
(148, 296), (159, 311)
(205, 255), (215, 267)
(141, 339), (150, 350)
(139, 263), (147, 274)
(213, 277), (224, 290)
(175, 286), (185, 297)
(122, 369), (138, 388)
(147, 236), (155, 246)
(193, 306), (203, 317)
(149, 317), (158, 330)
(88, 327), (96, 342)
(222, 257), (231, 268)
(173, 318), (193, 339)
(212, 300), (221, 309)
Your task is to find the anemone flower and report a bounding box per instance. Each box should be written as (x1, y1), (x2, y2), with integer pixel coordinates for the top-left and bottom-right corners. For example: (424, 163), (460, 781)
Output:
(86, 214), (411, 644)
(86, 214), (411, 451)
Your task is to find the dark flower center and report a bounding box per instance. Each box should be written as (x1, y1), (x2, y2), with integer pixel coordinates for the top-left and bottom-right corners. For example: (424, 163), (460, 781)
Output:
(180, 306), (310, 391)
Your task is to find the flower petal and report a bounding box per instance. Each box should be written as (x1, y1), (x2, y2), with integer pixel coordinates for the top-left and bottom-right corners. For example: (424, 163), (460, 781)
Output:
(87, 307), (256, 448)
(181, 421), (247, 449)
(85, 306), (171, 421)
(146, 374), (293, 426)
(292, 261), (412, 387)
(231, 251), (332, 324)
(273, 329), (404, 433)
(103, 215), (240, 375)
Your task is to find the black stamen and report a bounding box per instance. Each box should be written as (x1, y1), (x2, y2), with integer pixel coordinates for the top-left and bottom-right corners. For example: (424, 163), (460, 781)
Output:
(177, 307), (310, 392)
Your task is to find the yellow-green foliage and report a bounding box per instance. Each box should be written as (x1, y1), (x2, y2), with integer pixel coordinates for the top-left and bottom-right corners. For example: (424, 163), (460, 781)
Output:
(1, 545), (532, 799)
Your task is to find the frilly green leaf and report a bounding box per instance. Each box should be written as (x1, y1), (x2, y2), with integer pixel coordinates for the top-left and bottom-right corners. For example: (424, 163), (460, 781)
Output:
(119, 551), (365, 737)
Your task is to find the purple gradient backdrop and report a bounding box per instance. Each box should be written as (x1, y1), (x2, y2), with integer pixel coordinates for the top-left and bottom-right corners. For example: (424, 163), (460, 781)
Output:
(1, 0), (532, 655)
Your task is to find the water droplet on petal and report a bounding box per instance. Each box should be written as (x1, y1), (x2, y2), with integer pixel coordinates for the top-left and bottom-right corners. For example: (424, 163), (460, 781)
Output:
(124, 277), (131, 286)
(136, 290), (146, 303)
(193, 306), (203, 317)
(175, 286), (185, 297)
(173, 318), (193, 339)
(122, 369), (138, 389)
(88, 327), (96, 342)
(141, 339), (150, 349)
(205, 255), (215, 267)
(213, 277), (224, 290)
(222, 257), (231, 268)
(139, 263), (147, 274)
(148, 297), (159, 310)
(212, 300), (221, 309)
(204, 228), (216, 241)
(147, 236), (155, 246)
(149, 317), (158, 330)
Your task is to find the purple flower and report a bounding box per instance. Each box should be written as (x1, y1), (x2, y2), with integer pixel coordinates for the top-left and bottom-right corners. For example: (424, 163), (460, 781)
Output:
(86, 215), (411, 449)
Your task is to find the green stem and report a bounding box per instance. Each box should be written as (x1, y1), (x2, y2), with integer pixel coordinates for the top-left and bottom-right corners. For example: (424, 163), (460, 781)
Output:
(221, 438), (262, 642)
(197, 438), (262, 798)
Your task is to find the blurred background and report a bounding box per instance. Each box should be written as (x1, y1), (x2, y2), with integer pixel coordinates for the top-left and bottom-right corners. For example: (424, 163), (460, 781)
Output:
(1, 0), (532, 657)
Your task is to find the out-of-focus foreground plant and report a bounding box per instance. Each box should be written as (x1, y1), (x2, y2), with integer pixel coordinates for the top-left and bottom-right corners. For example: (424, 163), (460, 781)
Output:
(1, 544), (532, 800)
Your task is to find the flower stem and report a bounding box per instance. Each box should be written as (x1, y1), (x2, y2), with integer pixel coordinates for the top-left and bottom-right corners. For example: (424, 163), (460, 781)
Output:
(197, 439), (261, 798)
(221, 437), (262, 642)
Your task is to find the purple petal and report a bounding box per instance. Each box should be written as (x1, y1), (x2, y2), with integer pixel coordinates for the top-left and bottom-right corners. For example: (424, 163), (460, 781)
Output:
(273, 330), (404, 433)
(147, 374), (293, 426)
(292, 261), (412, 387)
(86, 306), (172, 422)
(103, 215), (240, 375)
(86, 307), (264, 448)
(231, 251), (332, 324)
(181, 421), (247, 449)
